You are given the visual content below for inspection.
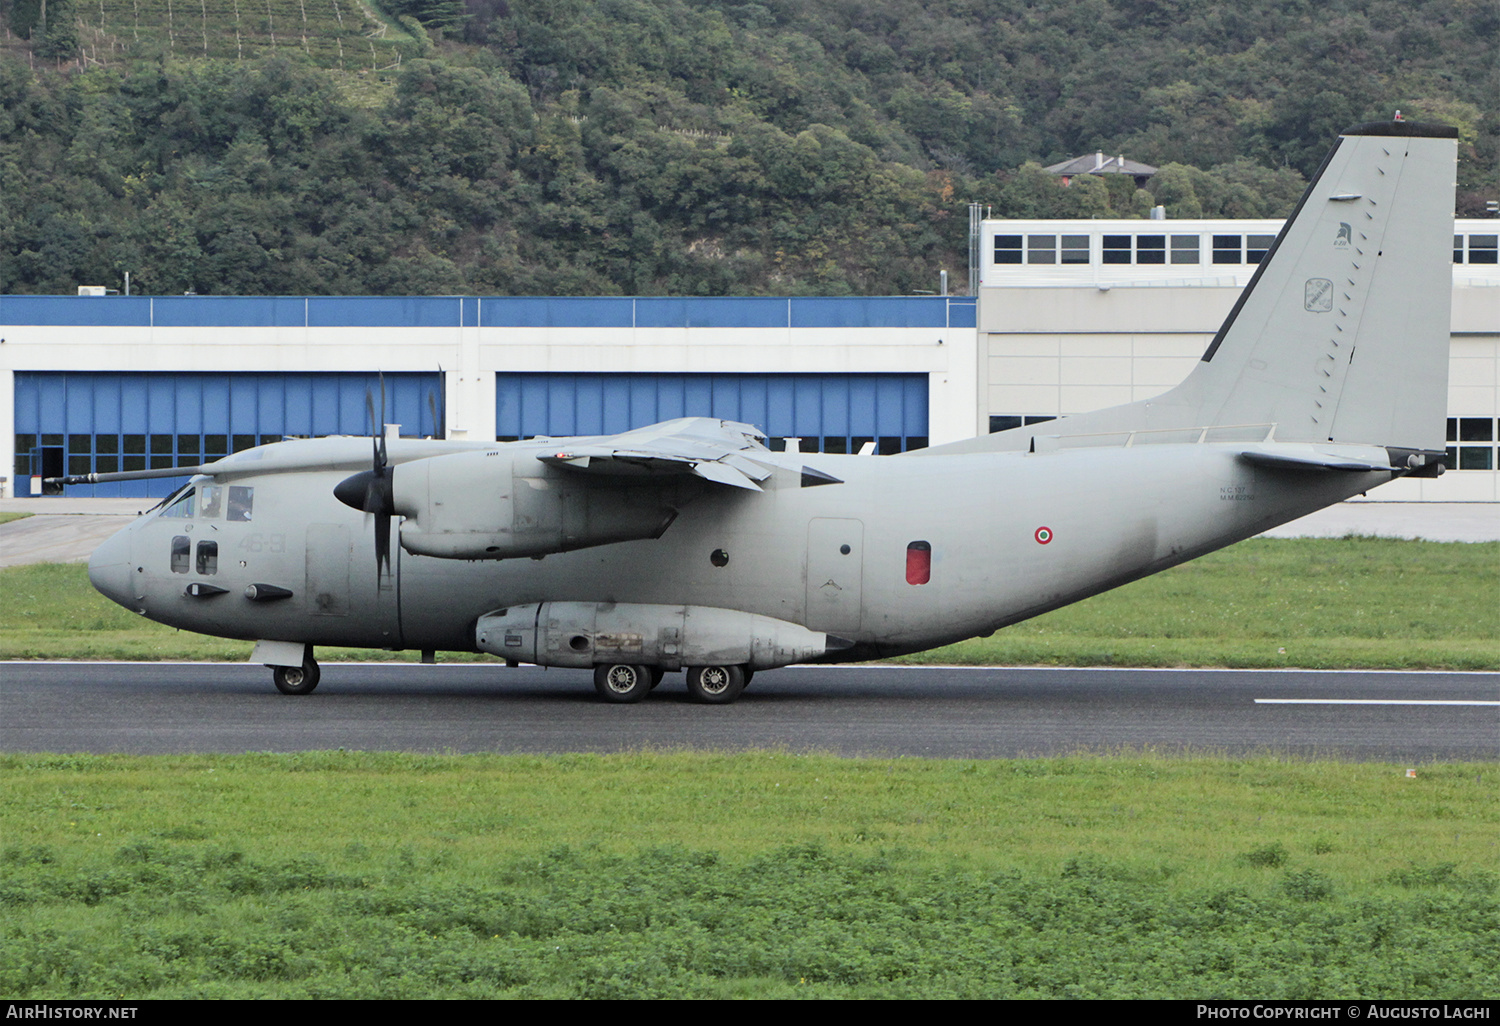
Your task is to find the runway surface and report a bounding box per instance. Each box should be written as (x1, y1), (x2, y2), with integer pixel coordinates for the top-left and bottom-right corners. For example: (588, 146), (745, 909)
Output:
(3, 662), (1495, 761)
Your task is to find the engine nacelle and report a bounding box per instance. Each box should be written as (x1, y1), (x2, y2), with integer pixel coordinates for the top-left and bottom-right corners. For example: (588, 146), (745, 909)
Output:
(476, 602), (847, 671)
(393, 450), (679, 559)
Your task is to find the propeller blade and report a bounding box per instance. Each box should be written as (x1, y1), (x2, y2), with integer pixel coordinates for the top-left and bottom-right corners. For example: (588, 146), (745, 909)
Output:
(377, 371), (388, 469)
(373, 493), (392, 578)
(346, 376), (395, 580)
(366, 389), (382, 472)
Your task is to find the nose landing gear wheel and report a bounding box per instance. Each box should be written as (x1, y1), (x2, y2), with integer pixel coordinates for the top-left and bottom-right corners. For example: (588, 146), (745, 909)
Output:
(272, 658), (321, 695)
(594, 663), (652, 703)
(686, 664), (746, 704)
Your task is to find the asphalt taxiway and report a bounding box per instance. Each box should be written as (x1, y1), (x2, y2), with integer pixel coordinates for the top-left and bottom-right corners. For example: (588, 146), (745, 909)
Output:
(3, 663), (1494, 762)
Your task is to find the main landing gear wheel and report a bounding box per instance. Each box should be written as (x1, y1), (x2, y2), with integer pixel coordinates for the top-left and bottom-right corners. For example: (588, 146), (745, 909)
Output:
(272, 657), (321, 695)
(594, 663), (652, 703)
(686, 664), (747, 705)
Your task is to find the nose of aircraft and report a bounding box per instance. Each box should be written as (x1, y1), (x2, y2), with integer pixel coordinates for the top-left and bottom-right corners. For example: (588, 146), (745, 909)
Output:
(88, 526), (137, 609)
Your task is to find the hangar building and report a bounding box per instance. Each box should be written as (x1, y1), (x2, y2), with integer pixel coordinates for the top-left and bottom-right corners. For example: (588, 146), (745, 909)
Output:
(2, 296), (975, 498)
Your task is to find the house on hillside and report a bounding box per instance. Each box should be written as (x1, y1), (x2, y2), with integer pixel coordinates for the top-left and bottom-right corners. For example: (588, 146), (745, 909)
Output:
(1045, 153), (1157, 189)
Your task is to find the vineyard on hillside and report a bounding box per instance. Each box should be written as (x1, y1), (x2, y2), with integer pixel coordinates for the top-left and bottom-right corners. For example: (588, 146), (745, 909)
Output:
(61, 0), (415, 69)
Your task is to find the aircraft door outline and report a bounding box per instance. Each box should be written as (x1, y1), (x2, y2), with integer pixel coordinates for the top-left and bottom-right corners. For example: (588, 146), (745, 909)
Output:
(806, 517), (864, 635)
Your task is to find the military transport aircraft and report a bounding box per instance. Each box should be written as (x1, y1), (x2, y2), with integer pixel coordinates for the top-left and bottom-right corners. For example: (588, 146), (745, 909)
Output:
(70, 120), (1457, 703)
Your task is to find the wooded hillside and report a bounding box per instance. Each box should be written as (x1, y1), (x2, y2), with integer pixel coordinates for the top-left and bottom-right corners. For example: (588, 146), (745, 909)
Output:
(2, 0), (1494, 295)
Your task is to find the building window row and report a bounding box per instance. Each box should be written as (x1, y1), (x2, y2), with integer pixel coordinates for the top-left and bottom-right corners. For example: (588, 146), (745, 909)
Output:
(1454, 234), (1498, 265)
(994, 233), (1276, 267)
(1447, 418), (1496, 471)
(993, 235), (1088, 265)
(12, 433), (277, 481)
(988, 415), (1057, 433)
(995, 230), (1499, 267)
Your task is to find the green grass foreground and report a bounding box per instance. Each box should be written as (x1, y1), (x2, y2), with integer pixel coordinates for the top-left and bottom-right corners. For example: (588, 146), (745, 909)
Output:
(1, 751), (1495, 999)
(3, 537), (1497, 668)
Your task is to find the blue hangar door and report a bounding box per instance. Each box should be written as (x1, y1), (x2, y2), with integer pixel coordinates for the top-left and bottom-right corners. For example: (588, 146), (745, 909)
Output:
(13, 372), (444, 498)
(495, 374), (929, 455)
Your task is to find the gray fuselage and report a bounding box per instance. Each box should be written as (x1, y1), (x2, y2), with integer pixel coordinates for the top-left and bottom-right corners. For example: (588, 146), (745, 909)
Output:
(88, 440), (1388, 661)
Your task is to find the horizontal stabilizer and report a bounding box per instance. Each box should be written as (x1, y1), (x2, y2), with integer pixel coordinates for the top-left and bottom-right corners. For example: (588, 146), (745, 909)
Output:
(1239, 451), (1388, 473)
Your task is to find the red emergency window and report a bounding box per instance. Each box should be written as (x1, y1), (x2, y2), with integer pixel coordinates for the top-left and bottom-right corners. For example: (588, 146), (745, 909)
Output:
(906, 541), (931, 585)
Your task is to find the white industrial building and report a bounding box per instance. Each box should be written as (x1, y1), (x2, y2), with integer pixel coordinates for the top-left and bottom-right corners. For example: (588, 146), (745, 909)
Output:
(975, 217), (1499, 501)
(1, 218), (1495, 501)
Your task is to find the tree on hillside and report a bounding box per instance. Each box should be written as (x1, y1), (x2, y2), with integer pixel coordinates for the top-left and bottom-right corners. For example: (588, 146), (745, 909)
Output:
(29, 0), (80, 59)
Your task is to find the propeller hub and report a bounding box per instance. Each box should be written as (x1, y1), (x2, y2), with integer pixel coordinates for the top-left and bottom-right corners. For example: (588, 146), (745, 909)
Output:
(334, 468), (389, 512)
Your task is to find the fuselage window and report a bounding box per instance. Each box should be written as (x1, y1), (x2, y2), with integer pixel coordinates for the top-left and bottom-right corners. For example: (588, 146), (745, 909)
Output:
(171, 536), (190, 574)
(906, 541), (932, 585)
(196, 540), (218, 576)
(227, 486), (254, 522)
(159, 487), (196, 519)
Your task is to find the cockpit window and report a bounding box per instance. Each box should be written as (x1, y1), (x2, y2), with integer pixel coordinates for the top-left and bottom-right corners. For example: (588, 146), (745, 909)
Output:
(199, 484), (224, 519)
(227, 486), (254, 522)
(159, 487), (196, 519)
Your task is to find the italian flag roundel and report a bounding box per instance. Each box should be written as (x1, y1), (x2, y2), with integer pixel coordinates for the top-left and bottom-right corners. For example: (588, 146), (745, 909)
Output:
(1034, 526), (1053, 545)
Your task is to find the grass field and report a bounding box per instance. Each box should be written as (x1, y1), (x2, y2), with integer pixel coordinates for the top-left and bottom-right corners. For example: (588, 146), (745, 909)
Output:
(2, 751), (1496, 999)
(3, 537), (1497, 668)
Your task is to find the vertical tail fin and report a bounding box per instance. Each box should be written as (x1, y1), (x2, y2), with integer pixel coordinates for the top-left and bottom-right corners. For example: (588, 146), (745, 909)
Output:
(934, 120), (1456, 456)
(1174, 120), (1456, 450)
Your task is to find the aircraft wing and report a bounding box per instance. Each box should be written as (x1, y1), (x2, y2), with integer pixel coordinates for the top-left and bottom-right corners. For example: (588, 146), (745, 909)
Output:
(536, 417), (784, 491)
